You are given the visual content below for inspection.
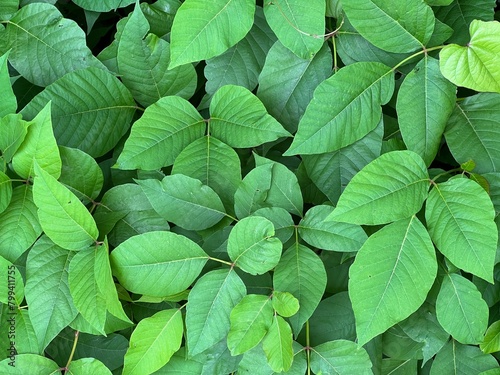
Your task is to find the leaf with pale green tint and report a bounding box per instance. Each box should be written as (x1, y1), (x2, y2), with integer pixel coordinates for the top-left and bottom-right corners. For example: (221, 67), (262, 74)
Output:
(186, 268), (246, 356)
(440, 20), (500, 93)
(299, 205), (367, 252)
(227, 294), (273, 356)
(310, 340), (372, 375)
(273, 244), (327, 335)
(110, 231), (208, 297)
(397, 56), (456, 166)
(209, 85), (291, 148)
(0, 354), (60, 374)
(169, 0), (255, 68)
(328, 151), (429, 225)
(67, 358), (112, 375)
(73, 0), (135, 12)
(342, 0), (435, 53)
(138, 174), (226, 230)
(0, 171), (11, 214)
(263, 0), (325, 59)
(425, 177), (497, 282)
(262, 315), (293, 372)
(228, 216), (282, 275)
(12, 102), (61, 179)
(481, 320), (500, 354)
(0, 256), (23, 305)
(0, 51), (16, 116)
(123, 309), (183, 375)
(349, 216), (437, 346)
(33, 163), (98, 251)
(436, 273), (488, 344)
(285, 62), (394, 155)
(272, 291), (299, 318)
(3, 3), (104, 86)
(117, 4), (196, 107)
(21, 67), (136, 157)
(0, 114), (30, 163)
(251, 207), (295, 244)
(116, 96), (204, 170)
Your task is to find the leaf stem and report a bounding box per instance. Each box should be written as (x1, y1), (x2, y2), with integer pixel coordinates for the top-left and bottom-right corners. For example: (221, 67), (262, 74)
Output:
(64, 330), (79, 373)
(306, 320), (311, 375)
(391, 45), (445, 72)
(207, 256), (234, 267)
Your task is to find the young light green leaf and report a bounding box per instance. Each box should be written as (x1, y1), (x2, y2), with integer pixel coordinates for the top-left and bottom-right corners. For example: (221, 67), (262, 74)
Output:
(67, 358), (112, 375)
(425, 177), (497, 282)
(186, 268), (246, 356)
(116, 96), (205, 170)
(73, 0), (135, 12)
(272, 291), (299, 318)
(263, 0), (325, 59)
(440, 20), (500, 93)
(328, 151), (430, 225)
(228, 216), (282, 275)
(397, 56), (456, 166)
(0, 354), (60, 374)
(0, 51), (16, 116)
(436, 273), (488, 344)
(33, 163), (98, 251)
(310, 340), (373, 375)
(0, 256), (23, 305)
(123, 309), (183, 375)
(480, 320), (500, 354)
(227, 294), (273, 356)
(169, 0), (255, 68)
(284, 62), (394, 155)
(349, 216), (437, 346)
(342, 0), (435, 53)
(0, 171), (12, 214)
(262, 315), (293, 372)
(209, 85), (291, 148)
(110, 231), (208, 297)
(0, 114), (30, 163)
(138, 174), (226, 230)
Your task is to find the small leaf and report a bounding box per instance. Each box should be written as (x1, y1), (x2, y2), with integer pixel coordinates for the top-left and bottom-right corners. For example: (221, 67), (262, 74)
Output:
(272, 291), (299, 318)
(262, 315), (293, 372)
(0, 51), (16, 116)
(481, 320), (500, 354)
(310, 340), (373, 375)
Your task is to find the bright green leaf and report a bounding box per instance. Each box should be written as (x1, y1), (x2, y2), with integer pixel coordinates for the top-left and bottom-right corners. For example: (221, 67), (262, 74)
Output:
(0, 114), (30, 163)
(67, 358), (113, 375)
(272, 291), (299, 318)
(262, 315), (293, 372)
(481, 320), (500, 354)
(0, 354), (59, 374)
(0, 51), (16, 116)
(0, 256), (23, 305)
(310, 340), (373, 375)
(0, 171), (12, 214)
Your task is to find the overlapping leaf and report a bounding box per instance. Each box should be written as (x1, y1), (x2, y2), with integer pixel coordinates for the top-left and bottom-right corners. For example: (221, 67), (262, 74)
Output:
(72, 0), (135, 12)
(0, 171), (11, 214)
(0, 114), (30, 163)
(310, 340), (373, 375)
(0, 51), (16, 116)
(262, 315), (293, 372)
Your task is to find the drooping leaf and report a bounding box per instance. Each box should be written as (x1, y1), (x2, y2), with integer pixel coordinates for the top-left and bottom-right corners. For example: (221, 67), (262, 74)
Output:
(310, 340), (373, 375)
(272, 291), (299, 318)
(425, 177), (497, 282)
(0, 114), (30, 163)
(0, 51), (16, 116)
(72, 0), (135, 12)
(349, 216), (437, 346)
(110, 231), (208, 297)
(262, 315), (293, 372)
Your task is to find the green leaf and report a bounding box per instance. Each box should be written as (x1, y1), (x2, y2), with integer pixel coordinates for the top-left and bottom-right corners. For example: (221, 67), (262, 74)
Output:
(3, 3), (104, 86)
(12, 102), (61, 179)
(349, 216), (437, 346)
(123, 309), (183, 375)
(251, 207), (295, 244)
(21, 67), (136, 158)
(140, 0), (180, 38)
(285, 62), (394, 155)
(72, 0), (135, 12)
(425, 177), (497, 282)
(272, 291), (299, 318)
(263, 0), (325, 59)
(117, 4), (196, 107)
(262, 315), (293, 372)
(227, 294), (273, 356)
(110, 231), (208, 297)
(116, 96), (205, 170)
(273, 244), (327, 335)
(0, 51), (16, 116)
(397, 56), (456, 166)
(186, 268), (246, 356)
(33, 163), (98, 251)
(342, 0), (435, 53)
(67, 358), (113, 375)
(0, 256), (23, 305)
(138, 174), (226, 230)
(169, 0), (255, 68)
(0, 170), (12, 214)
(310, 340), (373, 375)
(0, 1), (18, 21)
(299, 205), (367, 252)
(440, 20), (500, 93)
(0, 354), (60, 374)
(0, 114), (30, 163)
(209, 85), (291, 148)
(328, 151), (430, 225)
(436, 273), (488, 344)
(481, 320), (500, 354)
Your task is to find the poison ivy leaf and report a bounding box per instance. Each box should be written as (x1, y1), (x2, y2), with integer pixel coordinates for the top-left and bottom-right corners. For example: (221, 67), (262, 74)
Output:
(72, 0), (135, 12)
(12, 102), (61, 179)
(0, 354), (60, 374)
(251, 207), (295, 244)
(123, 309), (183, 375)
(440, 20), (500, 93)
(21, 67), (136, 158)
(169, 0), (255, 68)
(2, 3), (105, 86)
(196, 337), (243, 374)
(140, 0), (181, 38)
(186, 268), (246, 356)
(67, 358), (112, 375)
(425, 177), (497, 282)
(310, 340), (372, 375)
(263, 0), (325, 59)
(116, 96), (205, 170)
(262, 315), (293, 372)
(15, 309), (40, 356)
(33, 163), (98, 251)
(209, 85), (291, 148)
(0, 1), (18, 21)
(110, 231), (208, 297)
(328, 151), (429, 225)
(0, 51), (16, 116)
(273, 244), (327, 335)
(0, 114), (30, 163)
(349, 216), (437, 346)
(342, 0), (435, 53)
(227, 294), (273, 356)
(436, 273), (488, 344)
(0, 256), (23, 305)
(138, 174), (226, 230)
(480, 320), (500, 354)
(0, 171), (12, 214)
(284, 62), (394, 155)
(397, 56), (456, 166)
(272, 291), (299, 318)
(117, 3), (196, 107)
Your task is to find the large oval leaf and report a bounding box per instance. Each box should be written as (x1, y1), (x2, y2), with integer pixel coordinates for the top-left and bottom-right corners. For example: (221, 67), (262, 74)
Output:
(310, 340), (372, 375)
